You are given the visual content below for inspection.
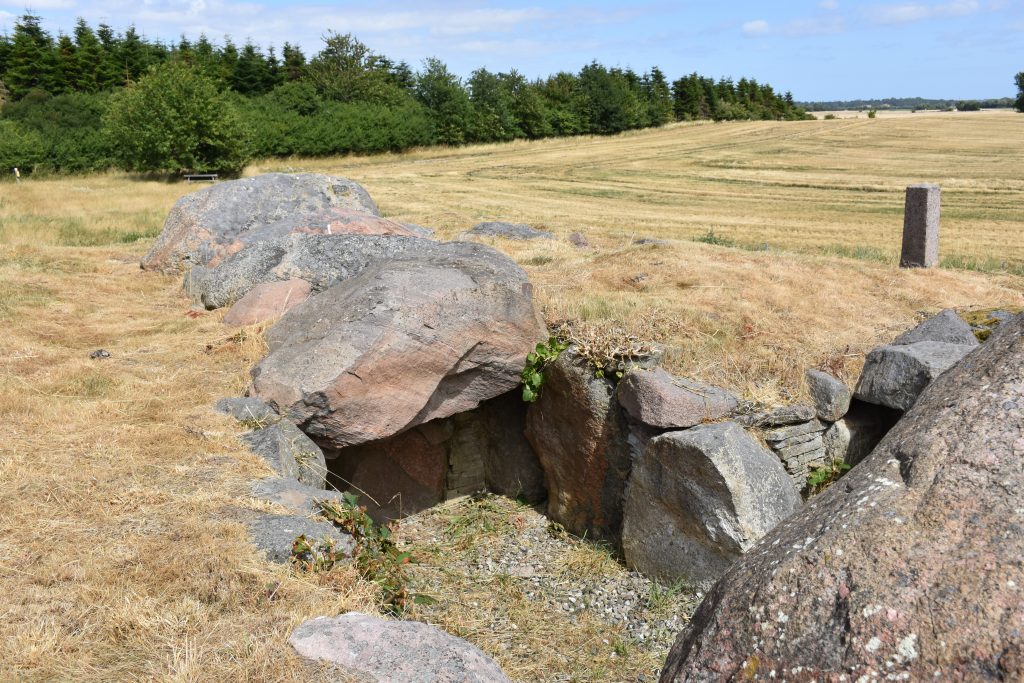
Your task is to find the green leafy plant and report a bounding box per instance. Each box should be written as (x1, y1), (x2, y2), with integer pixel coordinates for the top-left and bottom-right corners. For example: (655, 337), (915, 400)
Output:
(695, 228), (735, 248)
(290, 534), (346, 573)
(521, 336), (569, 402)
(806, 458), (852, 495)
(318, 492), (431, 614)
(867, 109), (877, 119)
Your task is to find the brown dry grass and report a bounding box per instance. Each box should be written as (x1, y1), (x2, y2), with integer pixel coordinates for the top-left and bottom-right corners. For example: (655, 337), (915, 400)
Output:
(1, 112), (1022, 681)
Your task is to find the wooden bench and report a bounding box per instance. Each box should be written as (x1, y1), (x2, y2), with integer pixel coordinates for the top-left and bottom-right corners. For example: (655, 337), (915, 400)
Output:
(184, 173), (219, 183)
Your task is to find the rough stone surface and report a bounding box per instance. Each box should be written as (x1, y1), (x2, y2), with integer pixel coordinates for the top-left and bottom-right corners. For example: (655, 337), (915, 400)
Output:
(660, 313), (1024, 683)
(141, 173), (388, 272)
(822, 420), (851, 462)
(804, 369), (851, 421)
(525, 349), (632, 542)
(854, 340), (976, 411)
(185, 233), (429, 310)
(622, 422), (802, 588)
(250, 241), (546, 450)
(241, 421), (327, 490)
(825, 400), (904, 467)
(473, 391), (546, 503)
(290, 613), (512, 683)
(320, 392), (541, 523)
(735, 405), (816, 428)
(247, 513), (354, 563)
(892, 308), (979, 347)
(215, 396), (280, 424)
(466, 221), (554, 240)
(899, 183), (940, 268)
(616, 368), (739, 430)
(250, 477), (348, 516)
(222, 278), (311, 326)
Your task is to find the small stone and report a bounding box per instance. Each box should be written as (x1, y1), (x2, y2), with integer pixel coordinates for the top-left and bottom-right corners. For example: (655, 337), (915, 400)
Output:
(854, 341), (976, 411)
(215, 396), (280, 424)
(805, 370), (852, 421)
(568, 231), (592, 249)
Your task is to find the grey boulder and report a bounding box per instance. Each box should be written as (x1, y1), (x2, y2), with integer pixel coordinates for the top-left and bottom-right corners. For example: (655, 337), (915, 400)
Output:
(185, 233), (428, 310)
(241, 420), (327, 490)
(621, 422), (801, 588)
(616, 368), (738, 430)
(466, 221), (554, 240)
(290, 613), (511, 682)
(215, 396), (280, 424)
(250, 241), (546, 450)
(141, 173), (389, 273)
(804, 369), (851, 421)
(855, 340), (976, 411)
(892, 308), (979, 346)
(251, 477), (349, 516)
(247, 513), (353, 564)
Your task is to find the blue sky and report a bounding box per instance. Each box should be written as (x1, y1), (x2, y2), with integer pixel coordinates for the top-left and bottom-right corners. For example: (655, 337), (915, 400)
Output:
(2, 1), (1020, 100)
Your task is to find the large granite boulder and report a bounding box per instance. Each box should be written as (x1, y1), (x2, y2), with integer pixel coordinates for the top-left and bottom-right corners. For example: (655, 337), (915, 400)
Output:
(524, 349), (632, 542)
(622, 422), (801, 588)
(854, 340), (976, 411)
(186, 233), (427, 310)
(290, 613), (512, 682)
(660, 313), (1024, 682)
(141, 173), (416, 273)
(250, 242), (546, 450)
(616, 368), (738, 430)
(892, 308), (979, 346)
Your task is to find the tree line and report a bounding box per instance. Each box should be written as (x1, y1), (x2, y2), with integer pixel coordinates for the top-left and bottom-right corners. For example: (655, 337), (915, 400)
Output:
(0, 14), (811, 176)
(799, 96), (1016, 112)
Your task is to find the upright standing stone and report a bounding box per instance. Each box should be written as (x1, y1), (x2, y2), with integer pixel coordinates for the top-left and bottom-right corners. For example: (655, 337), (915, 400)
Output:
(900, 183), (940, 268)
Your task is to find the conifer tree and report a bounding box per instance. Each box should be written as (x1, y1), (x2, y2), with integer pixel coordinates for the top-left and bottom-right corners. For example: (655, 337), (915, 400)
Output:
(73, 19), (103, 92)
(6, 14), (58, 97)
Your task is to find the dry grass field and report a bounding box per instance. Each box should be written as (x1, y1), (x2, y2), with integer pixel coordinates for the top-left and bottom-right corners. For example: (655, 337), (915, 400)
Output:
(1, 111), (1022, 681)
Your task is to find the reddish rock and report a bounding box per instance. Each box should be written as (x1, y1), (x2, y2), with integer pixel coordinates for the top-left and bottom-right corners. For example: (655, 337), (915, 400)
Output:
(525, 349), (631, 542)
(222, 278), (311, 326)
(660, 313), (1024, 682)
(290, 613), (512, 682)
(250, 242), (546, 450)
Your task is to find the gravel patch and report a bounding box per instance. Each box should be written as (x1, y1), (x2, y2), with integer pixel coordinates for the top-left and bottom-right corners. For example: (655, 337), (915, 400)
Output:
(397, 495), (701, 654)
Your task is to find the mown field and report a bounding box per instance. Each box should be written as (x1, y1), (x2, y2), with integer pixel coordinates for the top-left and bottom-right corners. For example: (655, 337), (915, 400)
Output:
(1, 111), (1022, 681)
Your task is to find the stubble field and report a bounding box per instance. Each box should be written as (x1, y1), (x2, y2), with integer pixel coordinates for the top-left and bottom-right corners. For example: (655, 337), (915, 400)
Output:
(0, 110), (1021, 681)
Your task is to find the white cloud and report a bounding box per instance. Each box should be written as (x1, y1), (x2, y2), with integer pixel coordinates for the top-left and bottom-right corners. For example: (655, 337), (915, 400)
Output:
(742, 19), (770, 36)
(865, 0), (981, 25)
(820, 0), (839, 9)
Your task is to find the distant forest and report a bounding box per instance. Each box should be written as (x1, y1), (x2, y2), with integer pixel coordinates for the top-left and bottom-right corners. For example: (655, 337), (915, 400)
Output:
(0, 14), (810, 175)
(798, 97), (1015, 112)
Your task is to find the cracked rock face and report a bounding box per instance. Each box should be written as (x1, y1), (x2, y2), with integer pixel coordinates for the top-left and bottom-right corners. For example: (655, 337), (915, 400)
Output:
(249, 241), (546, 450)
(660, 313), (1024, 682)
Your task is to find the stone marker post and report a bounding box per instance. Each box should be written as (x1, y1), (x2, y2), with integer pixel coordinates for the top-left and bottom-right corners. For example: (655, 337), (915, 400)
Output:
(900, 183), (940, 268)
